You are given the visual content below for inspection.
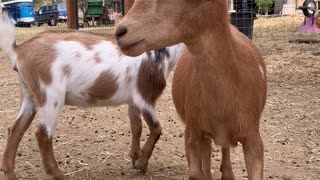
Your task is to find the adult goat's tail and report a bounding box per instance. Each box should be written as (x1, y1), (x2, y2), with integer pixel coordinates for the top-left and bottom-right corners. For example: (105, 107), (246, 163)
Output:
(0, 6), (17, 67)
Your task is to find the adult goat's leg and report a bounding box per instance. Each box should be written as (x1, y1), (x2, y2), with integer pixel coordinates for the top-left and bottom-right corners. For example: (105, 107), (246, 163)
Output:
(128, 105), (142, 167)
(35, 95), (65, 180)
(201, 137), (213, 180)
(242, 133), (264, 180)
(0, 86), (36, 180)
(220, 147), (235, 180)
(133, 108), (161, 172)
(185, 125), (204, 180)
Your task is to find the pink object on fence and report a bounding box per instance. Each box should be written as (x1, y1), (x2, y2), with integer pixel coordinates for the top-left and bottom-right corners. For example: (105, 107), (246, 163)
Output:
(298, 17), (320, 32)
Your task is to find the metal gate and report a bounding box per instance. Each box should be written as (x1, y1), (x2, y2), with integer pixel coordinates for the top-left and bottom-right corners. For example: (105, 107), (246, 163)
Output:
(77, 0), (124, 34)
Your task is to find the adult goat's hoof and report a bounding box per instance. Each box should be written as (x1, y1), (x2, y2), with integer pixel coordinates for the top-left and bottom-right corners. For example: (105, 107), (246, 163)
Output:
(133, 158), (148, 174)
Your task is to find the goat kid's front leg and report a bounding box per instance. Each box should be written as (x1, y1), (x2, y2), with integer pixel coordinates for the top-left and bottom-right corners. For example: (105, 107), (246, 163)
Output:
(133, 108), (161, 173)
(128, 105), (142, 167)
(0, 95), (36, 180)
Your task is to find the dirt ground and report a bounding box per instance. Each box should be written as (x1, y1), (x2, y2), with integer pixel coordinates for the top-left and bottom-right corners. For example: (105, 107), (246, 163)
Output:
(0, 15), (320, 180)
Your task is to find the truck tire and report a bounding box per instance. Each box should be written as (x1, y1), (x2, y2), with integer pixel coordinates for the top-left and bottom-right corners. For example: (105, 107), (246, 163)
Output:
(49, 19), (57, 26)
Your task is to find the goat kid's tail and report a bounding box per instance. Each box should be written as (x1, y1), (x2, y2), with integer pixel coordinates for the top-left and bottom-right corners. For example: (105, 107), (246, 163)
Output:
(0, 6), (17, 67)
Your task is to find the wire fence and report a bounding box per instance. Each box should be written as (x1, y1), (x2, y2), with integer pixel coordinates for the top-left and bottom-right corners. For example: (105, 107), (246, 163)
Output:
(2, 0), (320, 52)
(253, 12), (320, 56)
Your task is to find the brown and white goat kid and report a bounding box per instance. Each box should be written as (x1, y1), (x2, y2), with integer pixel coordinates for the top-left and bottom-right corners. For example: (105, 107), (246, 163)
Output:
(0, 8), (185, 179)
(115, 0), (267, 179)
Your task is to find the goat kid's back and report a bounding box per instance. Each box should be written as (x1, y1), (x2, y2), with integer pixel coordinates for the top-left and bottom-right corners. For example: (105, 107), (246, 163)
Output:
(0, 9), (186, 179)
(1, 29), (185, 109)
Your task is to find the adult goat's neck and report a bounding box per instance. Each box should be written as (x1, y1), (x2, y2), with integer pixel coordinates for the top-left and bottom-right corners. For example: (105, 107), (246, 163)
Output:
(185, 6), (239, 90)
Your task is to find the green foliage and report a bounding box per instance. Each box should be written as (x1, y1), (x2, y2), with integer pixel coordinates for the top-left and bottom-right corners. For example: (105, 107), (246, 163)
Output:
(105, 0), (114, 9)
(33, 0), (66, 9)
(255, 0), (274, 10)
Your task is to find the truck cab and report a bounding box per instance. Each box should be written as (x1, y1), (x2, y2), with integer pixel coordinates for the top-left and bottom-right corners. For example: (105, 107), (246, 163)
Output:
(34, 3), (67, 26)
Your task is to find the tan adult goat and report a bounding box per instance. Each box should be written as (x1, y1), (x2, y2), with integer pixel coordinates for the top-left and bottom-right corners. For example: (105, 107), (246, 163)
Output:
(115, 0), (267, 179)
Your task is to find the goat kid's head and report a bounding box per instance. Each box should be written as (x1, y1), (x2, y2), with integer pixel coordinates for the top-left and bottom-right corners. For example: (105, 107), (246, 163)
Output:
(115, 0), (222, 57)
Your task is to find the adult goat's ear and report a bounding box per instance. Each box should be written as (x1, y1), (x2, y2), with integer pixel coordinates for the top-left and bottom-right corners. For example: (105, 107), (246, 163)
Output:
(114, 12), (124, 26)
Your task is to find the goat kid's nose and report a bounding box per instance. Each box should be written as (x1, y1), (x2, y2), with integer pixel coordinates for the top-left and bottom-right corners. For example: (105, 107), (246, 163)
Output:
(115, 27), (128, 39)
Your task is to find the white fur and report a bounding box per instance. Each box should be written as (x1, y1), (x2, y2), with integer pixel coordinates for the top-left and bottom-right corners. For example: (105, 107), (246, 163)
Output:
(16, 78), (34, 119)
(39, 41), (185, 136)
(0, 9), (17, 68)
(53, 41), (185, 107)
(0, 9), (186, 136)
(132, 89), (159, 124)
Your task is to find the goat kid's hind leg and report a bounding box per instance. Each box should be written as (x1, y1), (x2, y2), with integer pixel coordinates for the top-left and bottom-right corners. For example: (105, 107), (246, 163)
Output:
(36, 98), (65, 180)
(220, 147), (235, 180)
(133, 108), (161, 173)
(0, 93), (36, 180)
(128, 105), (142, 167)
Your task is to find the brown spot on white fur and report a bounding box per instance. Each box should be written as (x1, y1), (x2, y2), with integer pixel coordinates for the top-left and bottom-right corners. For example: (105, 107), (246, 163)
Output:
(94, 53), (102, 64)
(74, 52), (81, 59)
(62, 65), (72, 77)
(137, 59), (166, 105)
(40, 91), (47, 107)
(125, 66), (133, 83)
(16, 43), (55, 106)
(86, 70), (118, 103)
(53, 101), (58, 108)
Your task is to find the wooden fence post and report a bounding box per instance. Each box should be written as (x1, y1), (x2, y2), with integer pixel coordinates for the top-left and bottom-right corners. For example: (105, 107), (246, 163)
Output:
(66, 0), (78, 29)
